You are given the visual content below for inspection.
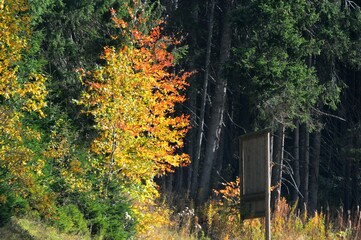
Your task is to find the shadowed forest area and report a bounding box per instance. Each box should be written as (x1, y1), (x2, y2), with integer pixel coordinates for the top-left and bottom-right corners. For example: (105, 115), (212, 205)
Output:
(1, 0), (361, 239)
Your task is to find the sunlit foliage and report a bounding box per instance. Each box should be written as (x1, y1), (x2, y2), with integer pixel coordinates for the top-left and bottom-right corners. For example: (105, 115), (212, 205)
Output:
(78, 1), (190, 232)
(0, 0), (48, 218)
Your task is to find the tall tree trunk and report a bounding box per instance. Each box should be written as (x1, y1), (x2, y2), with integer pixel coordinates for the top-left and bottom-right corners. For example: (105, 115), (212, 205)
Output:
(197, 0), (232, 204)
(299, 123), (309, 212)
(186, 87), (197, 197)
(292, 121), (300, 203)
(351, 157), (358, 207)
(211, 126), (226, 190)
(175, 166), (183, 193)
(309, 130), (321, 214)
(271, 123), (285, 208)
(190, 0), (215, 198)
(182, 0), (199, 198)
(344, 157), (352, 212)
(167, 172), (174, 193)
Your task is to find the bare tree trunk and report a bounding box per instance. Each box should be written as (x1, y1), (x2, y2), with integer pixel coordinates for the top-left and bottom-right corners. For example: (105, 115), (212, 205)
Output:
(309, 130), (321, 214)
(197, 0), (232, 204)
(299, 123), (309, 212)
(292, 121), (300, 203)
(190, 0), (215, 198)
(271, 123), (285, 208)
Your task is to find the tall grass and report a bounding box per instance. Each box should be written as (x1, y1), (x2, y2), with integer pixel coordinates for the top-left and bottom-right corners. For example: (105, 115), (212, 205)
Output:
(165, 197), (361, 240)
(152, 178), (361, 240)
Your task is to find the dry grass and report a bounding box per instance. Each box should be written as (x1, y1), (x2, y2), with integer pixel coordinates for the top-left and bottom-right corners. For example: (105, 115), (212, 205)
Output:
(155, 194), (361, 240)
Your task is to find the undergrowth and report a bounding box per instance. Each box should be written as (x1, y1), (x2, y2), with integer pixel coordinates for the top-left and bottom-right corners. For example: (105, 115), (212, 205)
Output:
(153, 178), (361, 240)
(3, 184), (361, 239)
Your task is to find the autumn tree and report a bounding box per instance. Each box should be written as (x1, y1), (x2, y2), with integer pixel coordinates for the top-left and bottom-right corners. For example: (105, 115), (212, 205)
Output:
(78, 2), (190, 230)
(0, 0), (49, 223)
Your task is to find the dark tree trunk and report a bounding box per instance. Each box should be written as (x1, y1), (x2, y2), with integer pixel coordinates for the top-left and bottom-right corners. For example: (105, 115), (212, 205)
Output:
(344, 157), (352, 212)
(197, 0), (232, 204)
(351, 157), (359, 207)
(299, 123), (309, 212)
(186, 87), (197, 197)
(211, 125), (226, 190)
(180, 0), (199, 198)
(190, 0), (215, 199)
(309, 130), (321, 214)
(271, 123), (285, 208)
(167, 172), (174, 193)
(292, 121), (300, 203)
(175, 166), (183, 193)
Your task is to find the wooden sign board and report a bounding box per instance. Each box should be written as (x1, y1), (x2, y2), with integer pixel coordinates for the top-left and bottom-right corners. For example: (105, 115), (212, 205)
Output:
(239, 129), (271, 220)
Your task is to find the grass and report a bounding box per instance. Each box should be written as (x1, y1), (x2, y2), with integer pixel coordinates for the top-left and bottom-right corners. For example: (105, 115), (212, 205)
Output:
(161, 197), (361, 240)
(149, 177), (361, 240)
(2, 196), (361, 239)
(0, 217), (90, 240)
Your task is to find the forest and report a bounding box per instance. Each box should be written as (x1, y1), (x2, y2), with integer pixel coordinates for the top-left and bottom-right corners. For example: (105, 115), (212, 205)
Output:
(1, 0), (361, 239)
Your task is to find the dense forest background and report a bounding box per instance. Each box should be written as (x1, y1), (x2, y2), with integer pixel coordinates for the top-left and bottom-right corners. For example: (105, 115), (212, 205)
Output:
(1, 0), (361, 239)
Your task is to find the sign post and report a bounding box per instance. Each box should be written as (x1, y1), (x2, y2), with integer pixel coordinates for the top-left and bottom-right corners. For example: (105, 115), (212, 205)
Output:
(239, 129), (271, 240)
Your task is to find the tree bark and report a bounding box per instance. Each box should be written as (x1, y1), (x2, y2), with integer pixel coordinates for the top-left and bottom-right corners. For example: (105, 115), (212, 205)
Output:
(292, 121), (300, 203)
(175, 166), (183, 193)
(351, 157), (358, 207)
(197, 0), (232, 204)
(186, 87), (197, 197)
(299, 123), (309, 212)
(190, 0), (215, 198)
(344, 157), (352, 212)
(211, 126), (226, 190)
(271, 123), (285, 208)
(309, 130), (321, 214)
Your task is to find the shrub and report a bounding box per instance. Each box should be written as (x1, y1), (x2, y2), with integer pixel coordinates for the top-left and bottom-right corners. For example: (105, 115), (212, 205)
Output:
(0, 181), (28, 227)
(55, 204), (89, 235)
(78, 194), (136, 240)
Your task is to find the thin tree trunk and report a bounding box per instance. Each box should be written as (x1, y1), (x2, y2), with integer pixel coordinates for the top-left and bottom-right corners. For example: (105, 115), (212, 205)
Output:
(299, 123), (309, 212)
(271, 123), (285, 208)
(183, 0), (199, 198)
(351, 157), (358, 207)
(186, 87), (197, 197)
(292, 121), (300, 203)
(344, 157), (352, 212)
(309, 130), (321, 214)
(175, 166), (183, 193)
(167, 172), (174, 193)
(197, 0), (232, 204)
(190, 0), (215, 198)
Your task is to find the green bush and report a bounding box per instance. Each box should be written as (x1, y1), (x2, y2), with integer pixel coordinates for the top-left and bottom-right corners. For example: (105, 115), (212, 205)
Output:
(78, 194), (136, 240)
(55, 204), (89, 235)
(0, 181), (28, 227)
